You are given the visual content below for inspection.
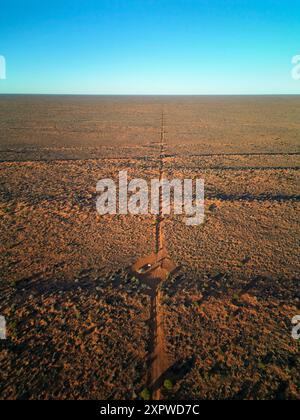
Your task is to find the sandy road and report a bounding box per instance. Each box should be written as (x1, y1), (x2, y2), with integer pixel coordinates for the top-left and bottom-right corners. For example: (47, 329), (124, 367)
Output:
(131, 111), (174, 400)
(150, 290), (169, 400)
(148, 111), (169, 400)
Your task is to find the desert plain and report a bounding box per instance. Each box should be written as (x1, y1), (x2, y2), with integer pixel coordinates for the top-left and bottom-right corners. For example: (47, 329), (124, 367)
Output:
(0, 95), (299, 400)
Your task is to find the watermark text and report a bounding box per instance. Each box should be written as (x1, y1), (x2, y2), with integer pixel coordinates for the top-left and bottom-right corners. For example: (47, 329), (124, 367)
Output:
(292, 55), (300, 80)
(0, 55), (6, 80)
(96, 171), (205, 226)
(292, 315), (300, 340)
(0, 316), (6, 339)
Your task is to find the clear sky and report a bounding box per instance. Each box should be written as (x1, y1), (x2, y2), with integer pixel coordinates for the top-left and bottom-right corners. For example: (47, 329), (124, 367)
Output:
(0, 0), (299, 94)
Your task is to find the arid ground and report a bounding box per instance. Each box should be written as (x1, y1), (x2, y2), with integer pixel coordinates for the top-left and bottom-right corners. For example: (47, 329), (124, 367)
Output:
(0, 95), (299, 400)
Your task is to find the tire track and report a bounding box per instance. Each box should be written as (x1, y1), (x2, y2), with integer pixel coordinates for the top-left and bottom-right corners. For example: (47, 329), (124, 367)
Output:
(1, 151), (299, 164)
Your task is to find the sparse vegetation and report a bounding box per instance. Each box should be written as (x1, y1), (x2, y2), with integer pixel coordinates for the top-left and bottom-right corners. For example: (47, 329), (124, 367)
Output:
(164, 379), (174, 391)
(0, 96), (299, 400)
(140, 388), (151, 400)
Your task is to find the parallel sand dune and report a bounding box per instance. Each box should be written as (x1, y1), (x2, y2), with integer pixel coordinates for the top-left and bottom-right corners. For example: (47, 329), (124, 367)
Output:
(0, 95), (299, 400)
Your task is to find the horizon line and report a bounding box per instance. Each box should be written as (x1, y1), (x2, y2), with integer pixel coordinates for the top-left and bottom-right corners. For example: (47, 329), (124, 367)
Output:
(0, 93), (300, 97)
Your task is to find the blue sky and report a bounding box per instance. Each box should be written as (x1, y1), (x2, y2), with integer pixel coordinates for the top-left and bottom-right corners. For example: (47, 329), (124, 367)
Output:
(0, 0), (299, 94)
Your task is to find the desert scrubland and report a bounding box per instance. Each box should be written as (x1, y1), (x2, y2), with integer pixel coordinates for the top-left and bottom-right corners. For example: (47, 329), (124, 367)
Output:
(0, 95), (299, 399)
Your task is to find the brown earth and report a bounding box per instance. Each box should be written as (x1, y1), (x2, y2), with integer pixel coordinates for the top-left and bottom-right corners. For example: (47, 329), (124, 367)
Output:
(0, 95), (299, 400)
